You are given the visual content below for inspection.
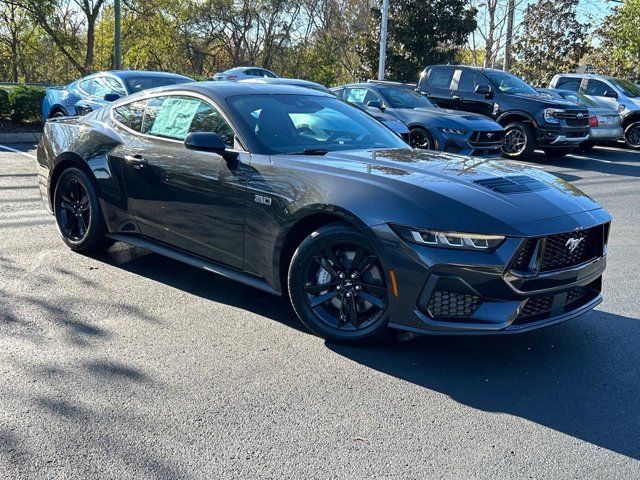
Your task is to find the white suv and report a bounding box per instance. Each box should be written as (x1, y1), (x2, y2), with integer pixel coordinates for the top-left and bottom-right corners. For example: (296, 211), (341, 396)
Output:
(550, 73), (640, 149)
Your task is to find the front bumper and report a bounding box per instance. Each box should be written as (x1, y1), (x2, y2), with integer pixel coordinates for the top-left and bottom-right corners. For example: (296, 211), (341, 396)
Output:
(371, 212), (611, 335)
(538, 125), (590, 146)
(434, 130), (503, 157)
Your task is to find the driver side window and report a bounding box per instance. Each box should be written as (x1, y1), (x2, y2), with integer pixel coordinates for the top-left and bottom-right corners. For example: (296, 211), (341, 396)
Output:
(345, 88), (382, 106)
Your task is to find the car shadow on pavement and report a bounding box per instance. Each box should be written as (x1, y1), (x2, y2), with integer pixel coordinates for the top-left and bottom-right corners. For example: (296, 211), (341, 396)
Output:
(94, 244), (307, 334)
(327, 310), (640, 461)
(530, 146), (640, 178)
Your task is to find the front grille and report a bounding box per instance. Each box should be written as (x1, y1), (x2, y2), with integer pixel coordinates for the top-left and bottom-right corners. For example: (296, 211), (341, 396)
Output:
(469, 130), (502, 145)
(565, 118), (589, 127)
(555, 109), (590, 127)
(427, 290), (481, 318)
(539, 226), (603, 272)
(519, 295), (554, 318)
(510, 224), (607, 273)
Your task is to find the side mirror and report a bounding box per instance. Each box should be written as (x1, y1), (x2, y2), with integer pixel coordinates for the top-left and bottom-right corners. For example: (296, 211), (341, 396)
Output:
(475, 85), (493, 97)
(603, 90), (618, 99)
(103, 93), (121, 102)
(367, 100), (384, 110)
(184, 132), (238, 164)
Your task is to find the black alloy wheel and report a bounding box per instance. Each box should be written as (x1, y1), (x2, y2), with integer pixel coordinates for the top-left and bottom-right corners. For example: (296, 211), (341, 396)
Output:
(53, 167), (112, 252)
(502, 122), (535, 159)
(624, 121), (640, 149)
(288, 223), (390, 344)
(409, 127), (434, 150)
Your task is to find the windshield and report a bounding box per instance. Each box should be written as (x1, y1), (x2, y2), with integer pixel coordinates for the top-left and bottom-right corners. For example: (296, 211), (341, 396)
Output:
(611, 78), (640, 98)
(227, 94), (407, 155)
(380, 87), (435, 108)
(559, 92), (597, 108)
(125, 76), (192, 93)
(484, 70), (538, 96)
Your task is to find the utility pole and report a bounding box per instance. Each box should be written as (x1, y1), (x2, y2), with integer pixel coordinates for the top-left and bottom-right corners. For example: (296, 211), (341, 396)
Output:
(378, 0), (389, 80)
(114, 0), (122, 70)
(503, 0), (515, 72)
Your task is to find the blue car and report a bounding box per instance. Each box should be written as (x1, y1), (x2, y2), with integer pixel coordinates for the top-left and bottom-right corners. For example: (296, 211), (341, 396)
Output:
(332, 81), (504, 156)
(42, 70), (194, 120)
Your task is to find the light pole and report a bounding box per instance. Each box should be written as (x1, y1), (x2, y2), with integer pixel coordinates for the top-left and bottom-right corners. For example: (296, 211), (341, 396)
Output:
(378, 0), (389, 80)
(114, 0), (121, 69)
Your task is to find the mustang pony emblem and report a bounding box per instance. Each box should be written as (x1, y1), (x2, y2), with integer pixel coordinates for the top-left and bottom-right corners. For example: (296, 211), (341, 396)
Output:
(566, 237), (584, 252)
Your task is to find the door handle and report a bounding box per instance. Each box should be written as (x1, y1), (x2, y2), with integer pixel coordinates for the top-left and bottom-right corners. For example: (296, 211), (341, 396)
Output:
(124, 154), (148, 169)
(452, 95), (462, 101)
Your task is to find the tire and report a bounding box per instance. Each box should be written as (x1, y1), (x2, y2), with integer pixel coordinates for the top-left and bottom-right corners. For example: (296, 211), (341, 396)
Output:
(624, 121), (640, 149)
(53, 167), (113, 252)
(501, 122), (536, 160)
(543, 147), (574, 158)
(409, 127), (434, 150)
(288, 222), (391, 344)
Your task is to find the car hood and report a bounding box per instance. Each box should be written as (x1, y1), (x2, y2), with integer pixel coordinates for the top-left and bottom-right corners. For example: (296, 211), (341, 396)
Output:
(281, 148), (605, 235)
(504, 93), (580, 109)
(393, 107), (502, 130)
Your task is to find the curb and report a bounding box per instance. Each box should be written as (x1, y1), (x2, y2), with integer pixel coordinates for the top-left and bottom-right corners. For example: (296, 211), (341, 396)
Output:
(0, 133), (42, 144)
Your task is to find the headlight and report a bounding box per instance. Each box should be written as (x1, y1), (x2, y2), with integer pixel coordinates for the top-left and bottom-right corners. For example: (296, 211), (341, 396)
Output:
(438, 127), (468, 135)
(391, 225), (505, 250)
(543, 108), (563, 123)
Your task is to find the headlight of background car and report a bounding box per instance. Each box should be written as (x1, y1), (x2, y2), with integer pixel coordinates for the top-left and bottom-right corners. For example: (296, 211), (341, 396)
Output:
(543, 108), (563, 123)
(391, 225), (504, 250)
(438, 127), (468, 136)
(75, 105), (93, 116)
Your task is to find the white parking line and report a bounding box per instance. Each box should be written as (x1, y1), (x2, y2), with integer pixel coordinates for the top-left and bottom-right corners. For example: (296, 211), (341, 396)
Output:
(0, 144), (37, 159)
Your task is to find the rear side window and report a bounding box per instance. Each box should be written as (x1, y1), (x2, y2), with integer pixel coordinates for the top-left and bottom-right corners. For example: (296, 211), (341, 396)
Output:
(426, 69), (454, 89)
(457, 70), (490, 93)
(141, 95), (234, 145)
(585, 79), (614, 97)
(113, 100), (148, 132)
(555, 77), (581, 92)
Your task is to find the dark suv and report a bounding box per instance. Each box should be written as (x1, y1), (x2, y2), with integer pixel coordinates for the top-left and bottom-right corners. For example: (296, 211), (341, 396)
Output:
(417, 66), (590, 159)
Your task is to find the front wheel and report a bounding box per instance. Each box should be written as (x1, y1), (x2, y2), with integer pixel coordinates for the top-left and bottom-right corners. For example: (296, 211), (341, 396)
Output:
(624, 121), (640, 149)
(53, 167), (113, 252)
(502, 122), (536, 159)
(288, 223), (390, 344)
(409, 127), (434, 150)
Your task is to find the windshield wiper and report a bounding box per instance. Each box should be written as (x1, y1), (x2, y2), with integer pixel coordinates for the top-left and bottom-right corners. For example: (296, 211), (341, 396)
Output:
(286, 148), (329, 156)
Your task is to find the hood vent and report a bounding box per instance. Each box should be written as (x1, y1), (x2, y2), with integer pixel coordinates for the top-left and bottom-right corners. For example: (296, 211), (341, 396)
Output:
(473, 175), (549, 194)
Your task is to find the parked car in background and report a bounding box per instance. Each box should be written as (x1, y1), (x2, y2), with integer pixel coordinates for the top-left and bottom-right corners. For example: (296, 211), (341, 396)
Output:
(536, 88), (623, 150)
(42, 70), (193, 120)
(550, 73), (640, 149)
(37, 82), (611, 343)
(212, 67), (278, 82)
(418, 66), (590, 159)
(333, 81), (503, 157)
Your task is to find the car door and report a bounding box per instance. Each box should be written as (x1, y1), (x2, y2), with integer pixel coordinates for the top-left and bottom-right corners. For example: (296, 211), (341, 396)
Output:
(453, 69), (494, 117)
(583, 79), (619, 110)
(118, 93), (248, 269)
(419, 67), (456, 109)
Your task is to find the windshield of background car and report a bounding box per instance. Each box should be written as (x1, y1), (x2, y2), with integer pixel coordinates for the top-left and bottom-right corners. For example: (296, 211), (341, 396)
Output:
(484, 71), (538, 95)
(227, 94), (407, 155)
(559, 92), (597, 108)
(611, 78), (640, 98)
(125, 76), (192, 93)
(381, 87), (435, 108)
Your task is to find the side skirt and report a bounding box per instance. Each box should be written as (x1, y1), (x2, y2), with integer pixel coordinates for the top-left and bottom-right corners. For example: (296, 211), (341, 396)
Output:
(107, 233), (281, 297)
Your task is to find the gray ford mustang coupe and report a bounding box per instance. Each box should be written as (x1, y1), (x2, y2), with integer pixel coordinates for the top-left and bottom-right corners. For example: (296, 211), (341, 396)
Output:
(37, 82), (611, 344)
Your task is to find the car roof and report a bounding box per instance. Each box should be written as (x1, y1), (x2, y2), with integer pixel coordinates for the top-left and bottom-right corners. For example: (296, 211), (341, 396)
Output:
(423, 65), (507, 74)
(118, 81), (331, 104)
(239, 77), (322, 87)
(554, 73), (615, 81)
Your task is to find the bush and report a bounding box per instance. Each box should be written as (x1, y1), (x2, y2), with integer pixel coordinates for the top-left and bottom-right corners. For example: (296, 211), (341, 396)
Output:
(0, 88), (10, 118)
(8, 85), (46, 123)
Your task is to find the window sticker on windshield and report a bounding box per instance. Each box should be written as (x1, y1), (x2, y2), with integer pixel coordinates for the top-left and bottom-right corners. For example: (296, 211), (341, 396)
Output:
(149, 97), (201, 139)
(346, 89), (367, 104)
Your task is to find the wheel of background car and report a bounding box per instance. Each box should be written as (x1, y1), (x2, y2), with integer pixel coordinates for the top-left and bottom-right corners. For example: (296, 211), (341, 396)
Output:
(501, 122), (535, 159)
(53, 167), (113, 253)
(409, 127), (434, 150)
(288, 222), (390, 344)
(624, 121), (640, 149)
(51, 110), (66, 118)
(542, 147), (574, 158)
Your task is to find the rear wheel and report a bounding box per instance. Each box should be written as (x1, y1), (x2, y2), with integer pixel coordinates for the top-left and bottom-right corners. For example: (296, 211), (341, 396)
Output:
(624, 121), (640, 149)
(501, 122), (536, 159)
(288, 223), (390, 344)
(53, 167), (113, 252)
(409, 127), (434, 150)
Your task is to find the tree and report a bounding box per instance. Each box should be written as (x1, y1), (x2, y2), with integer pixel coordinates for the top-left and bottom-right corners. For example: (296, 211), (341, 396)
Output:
(511, 0), (590, 86)
(357, 0), (477, 82)
(591, 0), (640, 81)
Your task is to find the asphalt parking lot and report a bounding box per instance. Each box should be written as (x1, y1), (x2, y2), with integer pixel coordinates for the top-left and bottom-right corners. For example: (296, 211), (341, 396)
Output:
(1, 143), (639, 479)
